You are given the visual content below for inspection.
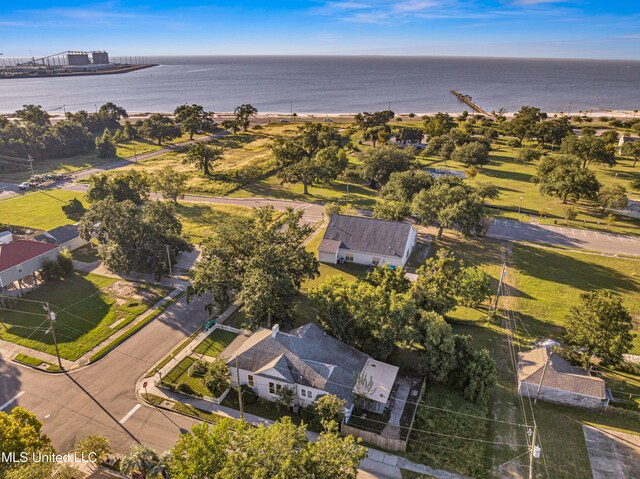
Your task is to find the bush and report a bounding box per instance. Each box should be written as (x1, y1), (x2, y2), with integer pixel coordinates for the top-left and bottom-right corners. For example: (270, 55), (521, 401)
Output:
(57, 250), (74, 276)
(507, 138), (521, 148)
(241, 384), (257, 404)
(188, 359), (208, 378)
(176, 382), (201, 397)
(40, 256), (65, 282)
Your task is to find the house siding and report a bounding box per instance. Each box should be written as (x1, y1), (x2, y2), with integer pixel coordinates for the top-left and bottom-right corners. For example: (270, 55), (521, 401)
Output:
(60, 236), (88, 252)
(0, 249), (60, 286)
(318, 251), (338, 265)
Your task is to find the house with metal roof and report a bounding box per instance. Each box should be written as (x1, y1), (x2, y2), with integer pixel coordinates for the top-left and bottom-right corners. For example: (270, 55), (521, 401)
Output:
(34, 224), (87, 252)
(318, 214), (417, 267)
(0, 239), (59, 293)
(518, 347), (609, 409)
(222, 323), (400, 418)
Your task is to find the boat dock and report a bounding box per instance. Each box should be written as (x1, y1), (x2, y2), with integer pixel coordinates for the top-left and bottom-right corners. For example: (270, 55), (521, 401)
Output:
(450, 90), (492, 117)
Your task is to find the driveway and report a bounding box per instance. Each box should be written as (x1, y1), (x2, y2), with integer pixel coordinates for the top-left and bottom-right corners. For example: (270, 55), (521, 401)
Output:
(488, 219), (640, 257)
(583, 425), (640, 479)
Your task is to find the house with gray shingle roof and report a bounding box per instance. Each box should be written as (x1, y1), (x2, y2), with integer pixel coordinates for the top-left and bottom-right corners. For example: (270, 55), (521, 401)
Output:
(318, 214), (417, 268)
(222, 323), (399, 418)
(34, 224), (87, 252)
(518, 347), (609, 409)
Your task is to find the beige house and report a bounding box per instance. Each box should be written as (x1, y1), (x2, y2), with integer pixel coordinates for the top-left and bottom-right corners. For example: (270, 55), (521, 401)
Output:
(222, 323), (399, 419)
(518, 348), (609, 409)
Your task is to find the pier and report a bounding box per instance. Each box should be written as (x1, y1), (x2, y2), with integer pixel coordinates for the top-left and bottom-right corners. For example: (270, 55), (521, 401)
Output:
(450, 90), (492, 117)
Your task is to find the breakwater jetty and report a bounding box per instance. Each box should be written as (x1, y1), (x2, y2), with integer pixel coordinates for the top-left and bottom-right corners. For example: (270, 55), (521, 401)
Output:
(450, 90), (491, 117)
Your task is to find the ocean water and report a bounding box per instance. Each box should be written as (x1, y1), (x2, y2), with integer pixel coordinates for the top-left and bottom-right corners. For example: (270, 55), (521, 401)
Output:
(1, 56), (639, 115)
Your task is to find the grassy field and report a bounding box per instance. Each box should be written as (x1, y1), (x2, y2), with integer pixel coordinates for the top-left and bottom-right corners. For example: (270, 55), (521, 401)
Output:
(175, 202), (251, 243)
(0, 190), (87, 230)
(0, 133), (199, 183)
(0, 271), (168, 360)
(163, 356), (213, 397)
(511, 244), (640, 353)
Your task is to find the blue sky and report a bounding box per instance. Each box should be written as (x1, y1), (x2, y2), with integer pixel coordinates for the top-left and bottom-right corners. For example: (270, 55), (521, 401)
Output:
(1, 1), (639, 59)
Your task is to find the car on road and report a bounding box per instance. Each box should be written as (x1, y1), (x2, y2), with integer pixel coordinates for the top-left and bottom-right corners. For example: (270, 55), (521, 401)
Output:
(18, 182), (30, 190)
(323, 118), (334, 122)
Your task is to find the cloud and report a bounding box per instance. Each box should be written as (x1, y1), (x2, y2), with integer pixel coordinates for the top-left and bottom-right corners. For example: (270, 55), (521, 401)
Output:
(509, 0), (568, 5)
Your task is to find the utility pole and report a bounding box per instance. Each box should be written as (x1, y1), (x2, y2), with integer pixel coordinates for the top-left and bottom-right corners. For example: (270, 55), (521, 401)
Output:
(27, 155), (34, 176)
(45, 303), (63, 370)
(518, 196), (523, 220)
(166, 245), (173, 287)
(528, 424), (539, 479)
(235, 357), (244, 421)
(492, 263), (507, 314)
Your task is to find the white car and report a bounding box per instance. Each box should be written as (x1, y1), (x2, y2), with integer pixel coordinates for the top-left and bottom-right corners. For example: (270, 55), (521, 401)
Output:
(18, 182), (30, 190)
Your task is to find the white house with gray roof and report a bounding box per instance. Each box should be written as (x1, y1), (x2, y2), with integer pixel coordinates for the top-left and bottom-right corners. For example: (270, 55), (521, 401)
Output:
(518, 347), (609, 409)
(318, 214), (417, 268)
(222, 323), (399, 418)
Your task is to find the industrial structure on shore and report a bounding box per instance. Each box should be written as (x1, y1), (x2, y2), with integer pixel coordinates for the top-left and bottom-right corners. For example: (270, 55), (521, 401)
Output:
(0, 51), (156, 79)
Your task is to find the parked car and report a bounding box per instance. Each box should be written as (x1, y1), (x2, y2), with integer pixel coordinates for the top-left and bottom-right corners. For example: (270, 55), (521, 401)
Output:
(323, 118), (334, 122)
(18, 182), (30, 190)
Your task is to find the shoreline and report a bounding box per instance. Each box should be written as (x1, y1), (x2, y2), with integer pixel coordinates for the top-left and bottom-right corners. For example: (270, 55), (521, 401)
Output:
(17, 109), (637, 122)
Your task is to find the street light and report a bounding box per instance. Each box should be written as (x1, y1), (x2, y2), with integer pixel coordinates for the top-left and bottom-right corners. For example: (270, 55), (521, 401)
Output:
(518, 196), (523, 220)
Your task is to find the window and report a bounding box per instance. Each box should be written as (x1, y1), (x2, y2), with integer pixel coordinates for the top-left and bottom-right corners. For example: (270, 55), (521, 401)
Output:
(300, 389), (307, 398)
(269, 382), (275, 394)
(248, 375), (254, 387)
(16, 264), (24, 274)
(345, 253), (354, 262)
(306, 390), (313, 400)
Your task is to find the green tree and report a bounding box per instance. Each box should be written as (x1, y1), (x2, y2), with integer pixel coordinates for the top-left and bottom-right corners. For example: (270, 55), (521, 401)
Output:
(188, 359), (208, 378)
(560, 134), (616, 169)
(535, 117), (572, 149)
(423, 112), (456, 138)
(516, 146), (542, 164)
(598, 184), (628, 211)
(139, 114), (181, 145)
(354, 110), (394, 132)
(95, 128), (117, 158)
(379, 170), (433, 204)
(372, 200), (410, 220)
(74, 435), (111, 465)
(271, 123), (346, 194)
(234, 104), (258, 131)
(184, 143), (224, 176)
(533, 155), (601, 204)
(396, 126), (424, 144)
(566, 291), (633, 365)
(365, 264), (412, 294)
(274, 385), (296, 411)
(0, 407), (53, 475)
(153, 166), (189, 204)
(621, 141), (640, 167)
(221, 119), (240, 134)
(310, 394), (346, 429)
(121, 444), (161, 479)
(204, 355), (231, 395)
(451, 141), (489, 166)
(188, 207), (318, 327)
(461, 349), (497, 405)
(79, 198), (191, 280)
(358, 144), (415, 188)
(412, 250), (459, 315)
(310, 276), (417, 360)
(16, 104), (51, 126)
(456, 266), (492, 308)
(601, 130), (619, 146)
(473, 182), (500, 202)
(174, 104), (215, 140)
(415, 311), (456, 382)
(631, 178), (640, 191)
(505, 106), (546, 146)
(87, 171), (150, 205)
(411, 177), (485, 238)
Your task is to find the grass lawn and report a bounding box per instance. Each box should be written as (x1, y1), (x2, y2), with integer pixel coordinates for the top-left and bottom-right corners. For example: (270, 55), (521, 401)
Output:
(510, 244), (640, 353)
(175, 202), (251, 243)
(0, 133), (199, 183)
(422, 139), (640, 236)
(0, 271), (168, 360)
(193, 329), (239, 357)
(0, 190), (86, 230)
(162, 356), (218, 397)
(71, 243), (100, 263)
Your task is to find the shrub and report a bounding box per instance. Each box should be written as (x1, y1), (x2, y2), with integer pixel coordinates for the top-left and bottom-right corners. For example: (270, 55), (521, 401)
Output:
(507, 138), (521, 148)
(203, 355), (230, 394)
(40, 256), (65, 282)
(176, 382), (201, 397)
(188, 359), (208, 378)
(563, 205), (578, 222)
(241, 384), (257, 404)
(57, 250), (74, 276)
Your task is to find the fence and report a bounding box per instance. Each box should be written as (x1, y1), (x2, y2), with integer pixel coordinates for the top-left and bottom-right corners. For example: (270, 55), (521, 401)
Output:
(341, 424), (408, 452)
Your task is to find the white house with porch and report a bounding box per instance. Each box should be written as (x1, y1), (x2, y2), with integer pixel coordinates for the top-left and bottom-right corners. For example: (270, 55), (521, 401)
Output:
(0, 239), (59, 294)
(318, 214), (417, 268)
(221, 323), (399, 419)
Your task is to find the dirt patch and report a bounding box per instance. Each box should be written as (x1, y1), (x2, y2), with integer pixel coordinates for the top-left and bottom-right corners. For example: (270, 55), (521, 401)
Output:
(106, 281), (156, 305)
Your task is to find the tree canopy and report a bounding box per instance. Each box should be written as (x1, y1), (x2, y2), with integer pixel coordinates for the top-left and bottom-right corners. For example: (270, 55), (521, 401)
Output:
(533, 155), (601, 204)
(86, 170), (150, 205)
(174, 104), (216, 140)
(560, 134), (616, 169)
(566, 291), (634, 365)
(234, 104), (258, 131)
(188, 207), (318, 328)
(184, 143), (224, 176)
(423, 112), (456, 138)
(358, 144), (415, 188)
(139, 113), (181, 145)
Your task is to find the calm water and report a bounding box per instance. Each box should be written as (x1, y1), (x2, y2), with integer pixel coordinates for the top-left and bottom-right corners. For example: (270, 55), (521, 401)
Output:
(1, 56), (639, 114)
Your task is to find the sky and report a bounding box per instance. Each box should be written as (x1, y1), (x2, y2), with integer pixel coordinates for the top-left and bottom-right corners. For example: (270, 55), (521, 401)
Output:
(0, 1), (639, 60)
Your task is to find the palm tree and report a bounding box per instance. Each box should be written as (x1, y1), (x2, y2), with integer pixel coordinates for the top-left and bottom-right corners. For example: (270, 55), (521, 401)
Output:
(120, 445), (161, 479)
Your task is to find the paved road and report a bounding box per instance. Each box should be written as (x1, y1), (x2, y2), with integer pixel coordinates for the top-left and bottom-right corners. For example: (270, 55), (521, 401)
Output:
(0, 293), (211, 453)
(488, 219), (640, 256)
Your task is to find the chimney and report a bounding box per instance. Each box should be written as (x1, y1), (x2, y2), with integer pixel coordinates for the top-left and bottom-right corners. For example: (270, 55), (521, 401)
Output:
(271, 324), (280, 338)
